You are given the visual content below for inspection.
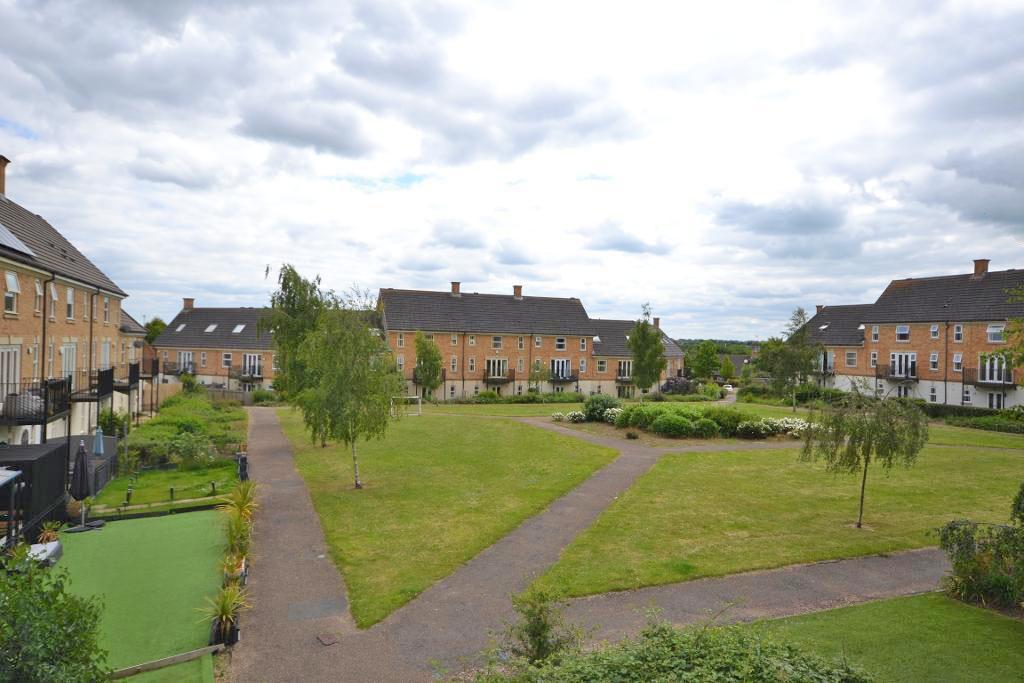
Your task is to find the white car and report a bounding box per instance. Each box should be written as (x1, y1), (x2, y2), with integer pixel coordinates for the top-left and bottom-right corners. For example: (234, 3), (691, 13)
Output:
(723, 384), (734, 391)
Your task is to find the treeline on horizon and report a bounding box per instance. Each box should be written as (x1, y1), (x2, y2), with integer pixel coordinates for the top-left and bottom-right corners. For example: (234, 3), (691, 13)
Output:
(675, 339), (753, 355)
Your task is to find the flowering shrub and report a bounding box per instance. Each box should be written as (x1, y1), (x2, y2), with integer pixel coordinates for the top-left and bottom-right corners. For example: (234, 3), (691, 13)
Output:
(604, 407), (623, 424)
(736, 418), (810, 439)
(584, 394), (621, 422)
(566, 411), (586, 423)
(551, 412), (565, 422)
(736, 420), (771, 439)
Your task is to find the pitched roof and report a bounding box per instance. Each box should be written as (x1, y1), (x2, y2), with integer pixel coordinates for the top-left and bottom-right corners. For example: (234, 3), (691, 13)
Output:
(867, 268), (1024, 323)
(0, 194), (126, 296)
(153, 307), (273, 351)
(590, 318), (685, 358)
(805, 304), (875, 346)
(119, 310), (146, 336)
(379, 288), (595, 336)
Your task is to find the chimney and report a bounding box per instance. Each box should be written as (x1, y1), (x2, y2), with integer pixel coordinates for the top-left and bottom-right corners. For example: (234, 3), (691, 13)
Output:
(972, 259), (990, 278)
(182, 297), (194, 311)
(0, 155), (9, 196)
(816, 304), (824, 314)
(653, 317), (660, 329)
(513, 284), (523, 300)
(450, 281), (461, 297)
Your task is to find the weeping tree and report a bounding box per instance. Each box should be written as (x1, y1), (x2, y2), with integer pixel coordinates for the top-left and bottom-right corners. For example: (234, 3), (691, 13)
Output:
(295, 306), (404, 489)
(627, 304), (667, 399)
(413, 331), (443, 399)
(801, 384), (929, 528)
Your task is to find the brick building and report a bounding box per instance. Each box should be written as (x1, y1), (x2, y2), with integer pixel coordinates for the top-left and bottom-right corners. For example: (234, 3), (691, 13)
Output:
(0, 155), (143, 443)
(152, 299), (275, 391)
(807, 259), (1022, 408)
(378, 283), (684, 399)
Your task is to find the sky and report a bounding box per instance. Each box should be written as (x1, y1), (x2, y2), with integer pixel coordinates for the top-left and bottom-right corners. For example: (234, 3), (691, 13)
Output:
(0, 0), (1022, 340)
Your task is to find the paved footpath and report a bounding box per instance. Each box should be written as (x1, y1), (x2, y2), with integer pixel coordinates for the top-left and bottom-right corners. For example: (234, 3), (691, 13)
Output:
(231, 408), (949, 682)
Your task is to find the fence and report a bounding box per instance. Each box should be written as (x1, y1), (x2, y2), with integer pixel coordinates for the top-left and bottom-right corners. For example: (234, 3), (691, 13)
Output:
(207, 389), (254, 405)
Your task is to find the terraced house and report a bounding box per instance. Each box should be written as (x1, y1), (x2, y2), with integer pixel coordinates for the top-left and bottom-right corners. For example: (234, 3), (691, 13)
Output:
(152, 299), (275, 391)
(379, 282), (684, 399)
(807, 259), (1023, 408)
(0, 155), (144, 444)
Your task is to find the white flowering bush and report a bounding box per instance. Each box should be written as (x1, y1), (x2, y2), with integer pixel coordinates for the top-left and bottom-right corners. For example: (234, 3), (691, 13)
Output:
(737, 417), (810, 439)
(551, 412), (565, 422)
(566, 410), (586, 423)
(604, 407), (623, 424)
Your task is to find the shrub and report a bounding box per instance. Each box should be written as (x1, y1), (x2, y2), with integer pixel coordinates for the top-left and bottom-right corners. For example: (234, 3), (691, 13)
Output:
(737, 420), (771, 439)
(946, 415), (1024, 434)
(691, 417), (720, 438)
(584, 395), (620, 422)
(251, 388), (277, 404)
(551, 412), (565, 422)
(475, 390), (501, 404)
(566, 411), (586, 424)
(97, 409), (130, 436)
(700, 382), (724, 400)
(701, 407), (755, 437)
(168, 431), (216, 470)
(660, 376), (695, 395)
(664, 394), (713, 402)
(180, 372), (202, 394)
(603, 407), (623, 424)
(649, 392), (667, 402)
(499, 588), (584, 665)
(625, 431), (639, 440)
(651, 413), (695, 438)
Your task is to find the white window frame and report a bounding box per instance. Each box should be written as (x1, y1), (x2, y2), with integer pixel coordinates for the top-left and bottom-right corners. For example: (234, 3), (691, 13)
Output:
(450, 356), (457, 373)
(580, 358), (587, 373)
(929, 352), (939, 370)
(896, 324), (910, 342)
(103, 297), (110, 323)
(952, 353), (963, 372)
(962, 387), (972, 404)
(953, 324), (963, 342)
(397, 355), (404, 371)
(222, 352), (232, 368)
(66, 287), (74, 320)
(930, 324), (939, 339)
(200, 351), (207, 368)
(33, 279), (42, 313)
(205, 324), (217, 333)
(580, 337), (587, 351)
(517, 357), (524, 372)
(468, 357), (476, 372)
(82, 291), (89, 321)
(534, 335), (542, 348)
(518, 336), (524, 350)
(597, 359), (607, 373)
(845, 351), (857, 367)
(492, 336), (502, 350)
(450, 334), (457, 347)
(869, 351), (877, 368)
(3, 271), (18, 314)
(231, 323), (244, 334)
(468, 335), (476, 347)
(929, 387), (937, 403)
(987, 324), (1005, 343)
(48, 283), (58, 320)
(397, 332), (404, 348)
(871, 325), (879, 342)
(555, 337), (566, 351)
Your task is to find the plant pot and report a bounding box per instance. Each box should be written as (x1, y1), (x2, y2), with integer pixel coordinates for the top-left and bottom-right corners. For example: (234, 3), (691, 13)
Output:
(209, 615), (241, 646)
(28, 540), (62, 567)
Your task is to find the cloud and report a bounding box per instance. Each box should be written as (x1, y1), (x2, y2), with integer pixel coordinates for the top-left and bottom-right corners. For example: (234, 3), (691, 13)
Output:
(714, 200), (846, 235)
(939, 144), (1024, 191)
(587, 223), (669, 254)
(235, 102), (374, 157)
(495, 243), (533, 266)
(431, 221), (485, 249)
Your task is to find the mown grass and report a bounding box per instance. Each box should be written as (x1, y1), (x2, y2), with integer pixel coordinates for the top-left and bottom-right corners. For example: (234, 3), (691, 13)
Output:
(423, 402), (586, 416)
(279, 408), (616, 627)
(750, 593), (1024, 682)
(93, 459), (237, 508)
(536, 444), (1024, 598)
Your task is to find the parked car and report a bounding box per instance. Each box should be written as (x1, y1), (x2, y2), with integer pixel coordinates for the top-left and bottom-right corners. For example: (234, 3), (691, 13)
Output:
(723, 384), (734, 391)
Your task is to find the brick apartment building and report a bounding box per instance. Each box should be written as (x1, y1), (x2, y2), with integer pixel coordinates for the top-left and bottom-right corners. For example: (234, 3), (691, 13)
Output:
(153, 299), (275, 391)
(379, 282), (684, 399)
(0, 155), (144, 444)
(807, 259), (1022, 409)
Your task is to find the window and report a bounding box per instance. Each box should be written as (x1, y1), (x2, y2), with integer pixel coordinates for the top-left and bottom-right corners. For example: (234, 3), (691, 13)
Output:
(580, 337), (587, 351)
(962, 387), (972, 404)
(33, 280), (42, 313)
(48, 283), (57, 319)
(425, 333), (434, 341)
(518, 336), (524, 350)
(468, 335), (476, 346)
(952, 353), (963, 372)
(953, 324), (963, 342)
(889, 352), (917, 378)
(580, 359), (587, 373)
(82, 292), (88, 320)
(555, 337), (566, 351)
(163, 351), (168, 360)
(871, 325), (879, 342)
(232, 324), (244, 334)
(929, 386), (937, 403)
(597, 360), (607, 373)
(979, 354), (1012, 383)
(870, 351), (877, 368)
(473, 385), (479, 396)
(896, 324), (910, 341)
(987, 324), (1005, 343)
(219, 352), (231, 368)
(517, 358), (524, 372)
(205, 324), (218, 333)
(63, 287), (74, 319)
(989, 392), (1004, 410)
(450, 356), (457, 373)
(397, 333), (404, 348)
(929, 352), (939, 370)
(176, 323), (186, 332)
(845, 351), (857, 367)
(200, 352), (207, 368)
(468, 358), (475, 372)
(930, 324), (939, 339)
(617, 359), (632, 378)
(492, 336), (502, 349)
(272, 354), (280, 372)
(534, 336), (541, 348)
(103, 297), (110, 323)
(897, 385), (911, 398)
(534, 358), (542, 370)
(449, 385), (455, 398)
(3, 271), (19, 313)
(450, 334), (457, 346)
(397, 356), (404, 371)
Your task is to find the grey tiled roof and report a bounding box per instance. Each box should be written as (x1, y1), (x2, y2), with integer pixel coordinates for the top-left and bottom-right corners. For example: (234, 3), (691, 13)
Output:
(119, 310), (147, 336)
(0, 194), (126, 296)
(591, 318), (685, 358)
(153, 307), (273, 351)
(805, 304), (875, 346)
(867, 268), (1024, 323)
(379, 288), (595, 335)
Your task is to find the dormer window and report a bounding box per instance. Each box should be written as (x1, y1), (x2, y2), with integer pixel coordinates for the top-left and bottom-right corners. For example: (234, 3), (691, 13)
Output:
(987, 324), (1005, 343)
(896, 325), (910, 342)
(232, 324), (245, 334)
(205, 324), (218, 333)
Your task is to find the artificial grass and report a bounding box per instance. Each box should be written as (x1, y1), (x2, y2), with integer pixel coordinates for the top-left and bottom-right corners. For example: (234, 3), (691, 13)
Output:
(750, 593), (1024, 682)
(93, 460), (238, 508)
(61, 511), (224, 671)
(536, 444), (1024, 598)
(278, 408), (616, 627)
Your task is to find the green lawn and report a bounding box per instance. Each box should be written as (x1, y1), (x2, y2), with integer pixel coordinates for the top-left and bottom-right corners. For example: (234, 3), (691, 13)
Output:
(423, 402), (586, 416)
(93, 460), (238, 508)
(536, 445), (1024, 598)
(279, 408), (616, 627)
(927, 422), (1024, 448)
(751, 593), (1024, 682)
(61, 512), (224, 675)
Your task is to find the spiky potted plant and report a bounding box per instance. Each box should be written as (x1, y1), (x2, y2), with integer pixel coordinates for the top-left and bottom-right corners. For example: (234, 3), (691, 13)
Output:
(203, 583), (250, 646)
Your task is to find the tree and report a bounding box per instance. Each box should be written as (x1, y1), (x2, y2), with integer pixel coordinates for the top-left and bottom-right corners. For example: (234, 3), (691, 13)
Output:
(261, 265), (335, 399)
(413, 331), (443, 399)
(0, 545), (108, 681)
(720, 356), (736, 381)
(687, 341), (720, 380)
(528, 361), (547, 392)
(627, 304), (667, 398)
(755, 308), (820, 411)
(801, 384), (929, 528)
(1003, 285), (1024, 372)
(144, 317), (166, 345)
(295, 306), (404, 488)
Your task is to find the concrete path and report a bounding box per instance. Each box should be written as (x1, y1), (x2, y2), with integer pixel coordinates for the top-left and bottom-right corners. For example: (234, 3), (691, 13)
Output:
(231, 407), (950, 682)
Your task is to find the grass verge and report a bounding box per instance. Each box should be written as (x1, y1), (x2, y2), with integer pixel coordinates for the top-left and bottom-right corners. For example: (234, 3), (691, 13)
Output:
(279, 408), (616, 627)
(94, 459), (238, 508)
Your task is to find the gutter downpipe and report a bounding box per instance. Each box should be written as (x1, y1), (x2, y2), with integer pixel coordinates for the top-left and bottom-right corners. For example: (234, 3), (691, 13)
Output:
(40, 273), (57, 443)
(944, 321), (949, 405)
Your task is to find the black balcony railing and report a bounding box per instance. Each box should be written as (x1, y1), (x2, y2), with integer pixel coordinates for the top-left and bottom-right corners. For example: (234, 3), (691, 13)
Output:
(229, 366), (264, 381)
(876, 363), (918, 381)
(550, 371), (577, 383)
(162, 361), (195, 376)
(484, 368), (515, 384)
(963, 367), (1016, 386)
(113, 362), (141, 393)
(70, 368), (115, 402)
(0, 378), (71, 424)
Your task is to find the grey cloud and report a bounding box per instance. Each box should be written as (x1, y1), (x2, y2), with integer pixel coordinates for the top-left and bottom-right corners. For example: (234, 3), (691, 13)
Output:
(911, 173), (1024, 228)
(235, 103), (373, 157)
(940, 144), (1024, 191)
(129, 157), (220, 190)
(397, 255), (445, 272)
(430, 221), (485, 249)
(495, 244), (533, 266)
(715, 200), (845, 235)
(587, 223), (670, 254)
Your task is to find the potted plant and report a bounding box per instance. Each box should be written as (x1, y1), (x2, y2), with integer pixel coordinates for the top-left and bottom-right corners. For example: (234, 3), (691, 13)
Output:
(222, 552), (247, 586)
(203, 583), (249, 646)
(28, 521), (63, 566)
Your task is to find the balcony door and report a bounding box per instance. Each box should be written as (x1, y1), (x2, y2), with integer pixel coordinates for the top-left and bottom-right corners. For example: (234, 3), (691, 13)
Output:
(550, 358), (571, 379)
(243, 353), (262, 377)
(178, 351), (194, 373)
(0, 345), (20, 398)
(100, 341), (111, 370)
(980, 354), (1010, 383)
(485, 358), (507, 378)
(61, 343), (76, 389)
(889, 352), (916, 378)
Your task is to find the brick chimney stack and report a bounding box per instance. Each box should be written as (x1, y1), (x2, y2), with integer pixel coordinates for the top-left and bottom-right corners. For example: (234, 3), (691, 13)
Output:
(0, 155), (9, 196)
(183, 297), (195, 311)
(972, 259), (990, 278)
(513, 284), (523, 300)
(653, 317), (660, 329)
(450, 282), (461, 297)
(816, 304), (824, 314)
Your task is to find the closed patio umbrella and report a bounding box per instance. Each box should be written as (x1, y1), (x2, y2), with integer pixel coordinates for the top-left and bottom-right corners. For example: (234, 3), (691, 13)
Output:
(67, 440), (91, 532)
(92, 425), (104, 456)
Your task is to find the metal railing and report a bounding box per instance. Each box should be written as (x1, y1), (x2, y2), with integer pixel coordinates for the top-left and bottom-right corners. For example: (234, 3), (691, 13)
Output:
(0, 378), (71, 423)
(162, 361), (195, 376)
(549, 370), (577, 383)
(963, 366), (1016, 386)
(484, 368), (515, 384)
(876, 363), (918, 381)
(69, 368), (115, 401)
(615, 375), (633, 384)
(228, 366), (264, 381)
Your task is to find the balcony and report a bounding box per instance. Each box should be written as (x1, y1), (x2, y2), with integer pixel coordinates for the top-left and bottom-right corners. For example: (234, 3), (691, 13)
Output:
(963, 367), (1017, 387)
(229, 366), (264, 382)
(615, 375), (633, 384)
(0, 378), (71, 425)
(550, 370), (577, 384)
(162, 361), (195, 376)
(818, 366), (836, 376)
(876, 364), (918, 382)
(69, 368), (115, 402)
(412, 368), (447, 385)
(484, 368), (515, 384)
(113, 362), (141, 393)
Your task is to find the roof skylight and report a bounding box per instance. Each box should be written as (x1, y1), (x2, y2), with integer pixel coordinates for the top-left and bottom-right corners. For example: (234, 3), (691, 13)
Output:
(205, 324), (217, 333)
(176, 324), (185, 332)
(232, 324), (245, 334)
